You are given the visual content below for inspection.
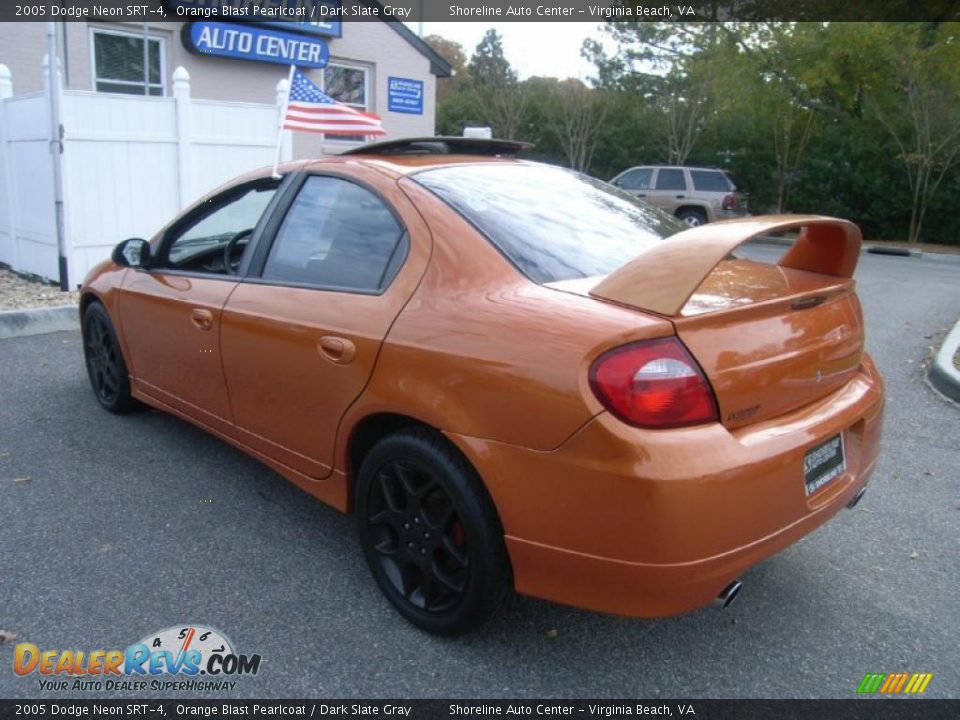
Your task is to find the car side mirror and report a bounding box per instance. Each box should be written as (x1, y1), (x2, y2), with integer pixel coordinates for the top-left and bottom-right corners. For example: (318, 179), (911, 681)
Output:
(112, 238), (151, 268)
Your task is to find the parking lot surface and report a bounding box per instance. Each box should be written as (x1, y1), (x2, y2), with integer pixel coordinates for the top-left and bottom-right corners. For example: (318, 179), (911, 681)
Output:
(1, 247), (958, 699)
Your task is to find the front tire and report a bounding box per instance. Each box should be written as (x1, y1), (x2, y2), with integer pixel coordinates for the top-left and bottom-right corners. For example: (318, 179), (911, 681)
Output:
(82, 302), (138, 414)
(355, 428), (511, 635)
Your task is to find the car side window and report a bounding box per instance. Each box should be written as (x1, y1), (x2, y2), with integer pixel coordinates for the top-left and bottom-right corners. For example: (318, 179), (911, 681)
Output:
(261, 176), (406, 292)
(163, 184), (278, 272)
(654, 168), (686, 191)
(691, 170), (734, 192)
(616, 168), (652, 190)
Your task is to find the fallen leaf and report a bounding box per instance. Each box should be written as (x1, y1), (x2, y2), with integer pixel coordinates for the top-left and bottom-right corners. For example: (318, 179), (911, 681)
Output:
(0, 630), (17, 645)
(924, 470), (935, 476)
(12, 477), (31, 484)
(909, 550), (919, 560)
(0, 452), (9, 459)
(892, 472), (902, 481)
(546, 629), (558, 638)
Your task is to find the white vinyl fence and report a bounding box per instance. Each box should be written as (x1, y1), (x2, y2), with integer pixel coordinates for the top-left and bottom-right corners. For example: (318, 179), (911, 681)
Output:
(0, 60), (292, 287)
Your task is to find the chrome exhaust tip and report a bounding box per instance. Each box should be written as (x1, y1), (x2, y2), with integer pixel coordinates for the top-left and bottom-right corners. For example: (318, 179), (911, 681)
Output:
(847, 485), (867, 509)
(714, 580), (743, 609)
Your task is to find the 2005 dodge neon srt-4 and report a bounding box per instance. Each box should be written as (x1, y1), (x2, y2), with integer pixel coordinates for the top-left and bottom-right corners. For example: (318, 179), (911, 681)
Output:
(80, 138), (884, 635)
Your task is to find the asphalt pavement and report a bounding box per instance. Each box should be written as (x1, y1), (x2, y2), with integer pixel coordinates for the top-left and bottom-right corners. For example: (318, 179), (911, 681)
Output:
(1, 247), (958, 699)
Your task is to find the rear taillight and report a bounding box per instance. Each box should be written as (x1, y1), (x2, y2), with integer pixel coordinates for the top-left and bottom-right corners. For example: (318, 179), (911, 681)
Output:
(589, 337), (719, 429)
(722, 194), (736, 210)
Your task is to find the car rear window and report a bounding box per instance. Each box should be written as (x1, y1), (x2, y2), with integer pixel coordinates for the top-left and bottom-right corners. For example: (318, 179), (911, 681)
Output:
(414, 164), (684, 284)
(690, 170), (735, 192)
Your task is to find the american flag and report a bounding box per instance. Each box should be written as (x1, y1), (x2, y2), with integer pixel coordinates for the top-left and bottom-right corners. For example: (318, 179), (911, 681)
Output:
(282, 69), (385, 137)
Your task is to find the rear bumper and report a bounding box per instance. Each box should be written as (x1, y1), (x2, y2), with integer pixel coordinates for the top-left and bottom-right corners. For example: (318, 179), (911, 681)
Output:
(448, 355), (885, 618)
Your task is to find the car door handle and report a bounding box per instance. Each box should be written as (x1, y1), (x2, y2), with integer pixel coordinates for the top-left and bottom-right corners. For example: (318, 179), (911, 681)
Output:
(675, 195), (686, 199)
(190, 308), (214, 331)
(318, 336), (356, 365)
(637, 193), (647, 198)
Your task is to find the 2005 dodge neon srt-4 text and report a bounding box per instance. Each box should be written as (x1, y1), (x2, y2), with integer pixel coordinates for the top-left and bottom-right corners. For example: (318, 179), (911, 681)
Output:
(79, 138), (884, 635)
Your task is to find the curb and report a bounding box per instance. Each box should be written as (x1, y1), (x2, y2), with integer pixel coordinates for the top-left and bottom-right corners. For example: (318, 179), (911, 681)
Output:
(0, 304), (79, 340)
(865, 245), (923, 258)
(926, 319), (960, 404)
(752, 236), (924, 257)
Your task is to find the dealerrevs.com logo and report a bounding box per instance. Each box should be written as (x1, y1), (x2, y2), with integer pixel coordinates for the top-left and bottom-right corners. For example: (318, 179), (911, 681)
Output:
(13, 625), (262, 692)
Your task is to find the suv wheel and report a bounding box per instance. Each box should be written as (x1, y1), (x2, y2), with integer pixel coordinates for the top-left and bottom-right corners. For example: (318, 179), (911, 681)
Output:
(678, 208), (708, 227)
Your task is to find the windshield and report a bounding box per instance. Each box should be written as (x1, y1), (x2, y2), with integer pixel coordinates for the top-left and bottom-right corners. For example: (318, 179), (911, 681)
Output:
(414, 163), (685, 284)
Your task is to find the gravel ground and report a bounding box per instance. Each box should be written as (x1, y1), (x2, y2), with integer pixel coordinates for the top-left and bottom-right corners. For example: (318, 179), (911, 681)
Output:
(0, 267), (79, 310)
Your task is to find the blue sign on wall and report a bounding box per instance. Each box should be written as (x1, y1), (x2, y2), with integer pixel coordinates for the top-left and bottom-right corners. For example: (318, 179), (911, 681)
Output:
(168, 1), (342, 37)
(388, 77), (424, 115)
(183, 22), (330, 68)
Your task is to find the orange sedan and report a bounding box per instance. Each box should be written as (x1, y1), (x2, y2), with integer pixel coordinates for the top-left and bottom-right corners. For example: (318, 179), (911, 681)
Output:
(80, 138), (884, 635)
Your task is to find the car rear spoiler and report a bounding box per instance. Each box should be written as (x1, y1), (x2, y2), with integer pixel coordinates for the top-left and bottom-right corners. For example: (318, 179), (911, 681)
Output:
(589, 215), (862, 317)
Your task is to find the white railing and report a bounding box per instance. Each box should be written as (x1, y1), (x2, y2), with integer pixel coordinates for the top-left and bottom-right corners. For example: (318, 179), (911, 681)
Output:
(0, 60), (292, 287)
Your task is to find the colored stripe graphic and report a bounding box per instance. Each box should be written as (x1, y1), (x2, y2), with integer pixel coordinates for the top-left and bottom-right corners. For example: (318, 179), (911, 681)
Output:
(892, 673), (909, 693)
(879, 674), (897, 693)
(914, 674), (933, 694)
(858, 673), (885, 693)
(858, 672), (932, 694)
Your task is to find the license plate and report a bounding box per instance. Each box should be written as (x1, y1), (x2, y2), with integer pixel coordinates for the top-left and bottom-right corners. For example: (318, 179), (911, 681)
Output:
(804, 434), (845, 495)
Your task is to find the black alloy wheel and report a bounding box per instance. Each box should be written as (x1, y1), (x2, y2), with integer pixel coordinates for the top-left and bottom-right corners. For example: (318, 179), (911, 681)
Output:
(356, 429), (510, 635)
(82, 303), (138, 414)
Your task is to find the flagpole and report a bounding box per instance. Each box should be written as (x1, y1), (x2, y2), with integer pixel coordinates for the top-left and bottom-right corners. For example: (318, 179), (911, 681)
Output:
(272, 64), (296, 179)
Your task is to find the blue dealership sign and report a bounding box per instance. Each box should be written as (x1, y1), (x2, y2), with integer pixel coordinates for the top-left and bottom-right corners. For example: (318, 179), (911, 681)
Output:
(388, 77), (424, 115)
(183, 22), (330, 68)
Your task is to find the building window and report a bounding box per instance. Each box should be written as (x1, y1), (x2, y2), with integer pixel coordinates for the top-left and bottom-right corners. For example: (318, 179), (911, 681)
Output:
(322, 63), (370, 142)
(92, 29), (164, 96)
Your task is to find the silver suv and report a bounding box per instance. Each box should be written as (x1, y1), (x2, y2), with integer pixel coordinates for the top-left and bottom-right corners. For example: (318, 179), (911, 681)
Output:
(609, 166), (748, 226)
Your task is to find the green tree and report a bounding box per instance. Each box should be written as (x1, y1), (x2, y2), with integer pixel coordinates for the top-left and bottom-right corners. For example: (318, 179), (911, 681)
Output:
(466, 29), (526, 139)
(866, 23), (960, 243)
(424, 35), (474, 135)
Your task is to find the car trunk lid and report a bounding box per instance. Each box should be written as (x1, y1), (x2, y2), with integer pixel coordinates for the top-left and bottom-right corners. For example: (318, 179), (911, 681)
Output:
(675, 258), (863, 428)
(578, 215), (865, 428)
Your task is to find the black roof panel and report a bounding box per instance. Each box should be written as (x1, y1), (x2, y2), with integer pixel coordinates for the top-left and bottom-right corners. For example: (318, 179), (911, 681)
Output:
(340, 137), (533, 158)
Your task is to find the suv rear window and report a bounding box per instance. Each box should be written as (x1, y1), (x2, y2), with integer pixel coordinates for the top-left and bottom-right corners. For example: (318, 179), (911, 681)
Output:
(414, 164), (684, 284)
(690, 170), (734, 192)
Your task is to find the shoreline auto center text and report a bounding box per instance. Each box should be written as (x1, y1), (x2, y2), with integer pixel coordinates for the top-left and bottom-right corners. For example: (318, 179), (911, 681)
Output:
(10, 1), (700, 22)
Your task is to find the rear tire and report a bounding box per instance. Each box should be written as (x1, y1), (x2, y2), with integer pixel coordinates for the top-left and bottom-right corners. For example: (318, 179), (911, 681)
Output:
(355, 428), (511, 635)
(82, 302), (139, 414)
(678, 208), (708, 227)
